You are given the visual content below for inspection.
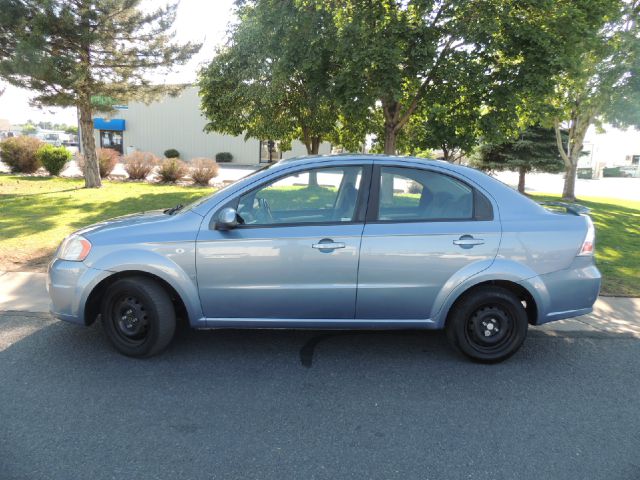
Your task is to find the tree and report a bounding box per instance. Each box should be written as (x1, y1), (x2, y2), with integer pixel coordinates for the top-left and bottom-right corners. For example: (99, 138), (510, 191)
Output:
(21, 123), (37, 136)
(0, 1), (200, 188)
(199, 0), (339, 157)
(397, 100), (482, 163)
(473, 126), (565, 193)
(313, 0), (617, 156)
(551, 0), (640, 201)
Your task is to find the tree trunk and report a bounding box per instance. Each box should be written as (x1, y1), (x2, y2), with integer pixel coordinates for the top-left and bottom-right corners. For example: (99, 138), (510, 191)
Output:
(562, 163), (578, 201)
(305, 135), (321, 186)
(555, 112), (591, 202)
(310, 137), (321, 155)
(441, 145), (449, 162)
(517, 166), (526, 193)
(78, 99), (101, 188)
(383, 123), (397, 155)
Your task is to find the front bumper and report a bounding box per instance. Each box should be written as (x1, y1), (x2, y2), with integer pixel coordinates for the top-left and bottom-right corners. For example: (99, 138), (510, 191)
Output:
(47, 258), (109, 325)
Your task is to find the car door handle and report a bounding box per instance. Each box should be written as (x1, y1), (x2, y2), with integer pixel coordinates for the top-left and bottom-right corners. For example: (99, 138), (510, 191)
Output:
(312, 240), (346, 250)
(453, 235), (485, 247)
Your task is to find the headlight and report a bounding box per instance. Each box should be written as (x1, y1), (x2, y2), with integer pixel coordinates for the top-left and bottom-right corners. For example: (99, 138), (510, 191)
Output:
(58, 235), (92, 261)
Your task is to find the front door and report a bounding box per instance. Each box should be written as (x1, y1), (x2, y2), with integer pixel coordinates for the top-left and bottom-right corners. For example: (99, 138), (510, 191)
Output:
(356, 165), (501, 320)
(196, 165), (370, 319)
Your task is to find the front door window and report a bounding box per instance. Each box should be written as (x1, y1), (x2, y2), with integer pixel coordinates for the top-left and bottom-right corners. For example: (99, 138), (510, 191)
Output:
(236, 166), (363, 226)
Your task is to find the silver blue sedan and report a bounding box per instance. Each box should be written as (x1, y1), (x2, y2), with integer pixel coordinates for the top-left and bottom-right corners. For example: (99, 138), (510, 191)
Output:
(47, 155), (601, 362)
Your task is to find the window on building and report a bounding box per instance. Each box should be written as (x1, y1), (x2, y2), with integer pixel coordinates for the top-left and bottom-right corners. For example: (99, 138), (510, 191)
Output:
(100, 130), (123, 154)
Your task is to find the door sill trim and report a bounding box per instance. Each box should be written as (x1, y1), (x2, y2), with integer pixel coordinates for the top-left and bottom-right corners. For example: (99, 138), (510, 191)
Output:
(201, 318), (438, 329)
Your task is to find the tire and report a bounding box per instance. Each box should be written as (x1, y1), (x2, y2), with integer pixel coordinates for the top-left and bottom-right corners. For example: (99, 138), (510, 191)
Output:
(446, 286), (528, 363)
(101, 276), (176, 358)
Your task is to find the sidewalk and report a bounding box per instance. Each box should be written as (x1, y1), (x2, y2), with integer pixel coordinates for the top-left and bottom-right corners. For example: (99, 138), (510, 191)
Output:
(1, 270), (639, 336)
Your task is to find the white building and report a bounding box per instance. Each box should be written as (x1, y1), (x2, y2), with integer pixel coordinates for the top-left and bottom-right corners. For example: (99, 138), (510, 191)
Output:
(90, 86), (331, 164)
(580, 124), (640, 169)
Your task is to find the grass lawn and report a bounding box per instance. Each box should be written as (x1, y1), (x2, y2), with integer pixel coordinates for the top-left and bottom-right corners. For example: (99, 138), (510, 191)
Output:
(0, 176), (212, 271)
(1, 175), (637, 296)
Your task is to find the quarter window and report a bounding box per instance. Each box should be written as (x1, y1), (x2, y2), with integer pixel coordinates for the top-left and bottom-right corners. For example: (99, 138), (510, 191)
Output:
(377, 167), (474, 221)
(236, 166), (363, 226)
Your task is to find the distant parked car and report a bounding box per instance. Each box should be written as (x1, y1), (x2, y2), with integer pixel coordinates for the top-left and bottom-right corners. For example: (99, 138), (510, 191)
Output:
(48, 155), (601, 362)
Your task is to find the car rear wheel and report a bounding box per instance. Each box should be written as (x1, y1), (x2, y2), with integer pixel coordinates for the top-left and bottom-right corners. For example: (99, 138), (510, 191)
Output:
(101, 276), (176, 357)
(446, 286), (528, 363)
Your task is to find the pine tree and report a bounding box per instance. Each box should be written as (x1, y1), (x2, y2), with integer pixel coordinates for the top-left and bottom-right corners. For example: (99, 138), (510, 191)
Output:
(0, 0), (200, 187)
(473, 127), (565, 194)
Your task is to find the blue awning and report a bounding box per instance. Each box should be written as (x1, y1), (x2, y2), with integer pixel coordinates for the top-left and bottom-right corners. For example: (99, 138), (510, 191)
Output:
(94, 118), (125, 131)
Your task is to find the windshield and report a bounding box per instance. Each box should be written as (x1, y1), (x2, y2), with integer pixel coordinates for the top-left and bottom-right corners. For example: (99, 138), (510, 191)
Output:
(181, 163), (277, 213)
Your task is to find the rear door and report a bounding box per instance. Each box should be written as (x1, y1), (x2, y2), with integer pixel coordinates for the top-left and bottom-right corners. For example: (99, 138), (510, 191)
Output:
(356, 164), (501, 320)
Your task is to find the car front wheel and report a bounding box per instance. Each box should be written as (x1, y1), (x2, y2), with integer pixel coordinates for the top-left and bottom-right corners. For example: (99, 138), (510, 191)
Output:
(101, 276), (176, 357)
(446, 286), (528, 363)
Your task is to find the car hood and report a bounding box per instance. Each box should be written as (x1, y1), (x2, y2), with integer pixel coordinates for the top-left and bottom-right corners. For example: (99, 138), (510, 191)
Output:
(74, 210), (175, 239)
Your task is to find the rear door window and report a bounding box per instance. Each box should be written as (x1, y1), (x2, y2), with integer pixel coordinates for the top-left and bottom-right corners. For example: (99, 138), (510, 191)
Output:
(376, 167), (474, 221)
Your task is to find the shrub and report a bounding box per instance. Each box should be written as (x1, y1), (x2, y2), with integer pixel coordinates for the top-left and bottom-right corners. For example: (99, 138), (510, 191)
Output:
(190, 157), (219, 186)
(0, 136), (44, 173)
(77, 148), (121, 178)
(36, 145), (72, 176)
(215, 151), (233, 163)
(158, 158), (188, 183)
(97, 148), (120, 177)
(164, 148), (180, 158)
(123, 151), (158, 180)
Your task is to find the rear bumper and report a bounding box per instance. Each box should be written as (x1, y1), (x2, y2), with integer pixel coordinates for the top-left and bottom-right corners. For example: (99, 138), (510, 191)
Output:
(521, 257), (601, 325)
(47, 258), (109, 325)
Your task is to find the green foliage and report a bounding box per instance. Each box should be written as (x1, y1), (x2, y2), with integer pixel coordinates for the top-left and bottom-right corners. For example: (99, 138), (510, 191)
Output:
(64, 126), (78, 135)
(547, 0), (640, 200)
(215, 152), (233, 163)
(158, 158), (188, 183)
(0, 0), (201, 187)
(310, 0), (615, 155)
(190, 158), (219, 186)
(36, 145), (71, 176)
(123, 151), (158, 180)
(199, 0), (339, 154)
(163, 149), (180, 159)
(21, 123), (37, 136)
(0, 136), (44, 173)
(473, 126), (565, 172)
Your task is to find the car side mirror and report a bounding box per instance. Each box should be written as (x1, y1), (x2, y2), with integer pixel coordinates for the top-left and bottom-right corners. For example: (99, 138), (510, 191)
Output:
(215, 207), (239, 230)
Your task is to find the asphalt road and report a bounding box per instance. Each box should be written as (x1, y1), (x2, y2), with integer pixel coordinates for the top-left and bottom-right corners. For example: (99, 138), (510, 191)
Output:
(1, 313), (639, 480)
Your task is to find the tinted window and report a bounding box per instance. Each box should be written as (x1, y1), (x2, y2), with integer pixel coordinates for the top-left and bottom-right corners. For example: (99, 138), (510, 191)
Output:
(237, 166), (363, 226)
(377, 167), (473, 221)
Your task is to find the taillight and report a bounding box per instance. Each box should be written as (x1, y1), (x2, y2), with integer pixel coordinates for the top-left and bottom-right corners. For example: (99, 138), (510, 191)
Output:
(578, 216), (595, 256)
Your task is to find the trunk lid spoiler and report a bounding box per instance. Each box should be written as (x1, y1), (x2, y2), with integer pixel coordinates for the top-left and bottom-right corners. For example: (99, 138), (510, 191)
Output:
(538, 201), (590, 216)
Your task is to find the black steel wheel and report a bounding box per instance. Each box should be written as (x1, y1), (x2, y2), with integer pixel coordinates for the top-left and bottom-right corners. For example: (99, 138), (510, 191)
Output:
(101, 276), (176, 357)
(446, 286), (528, 363)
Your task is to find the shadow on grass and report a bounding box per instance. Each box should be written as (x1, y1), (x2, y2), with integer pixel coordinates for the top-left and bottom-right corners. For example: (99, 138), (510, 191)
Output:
(67, 191), (210, 229)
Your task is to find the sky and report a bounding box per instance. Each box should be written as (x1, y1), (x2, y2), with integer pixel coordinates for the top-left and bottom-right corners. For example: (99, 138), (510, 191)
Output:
(0, 0), (236, 126)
